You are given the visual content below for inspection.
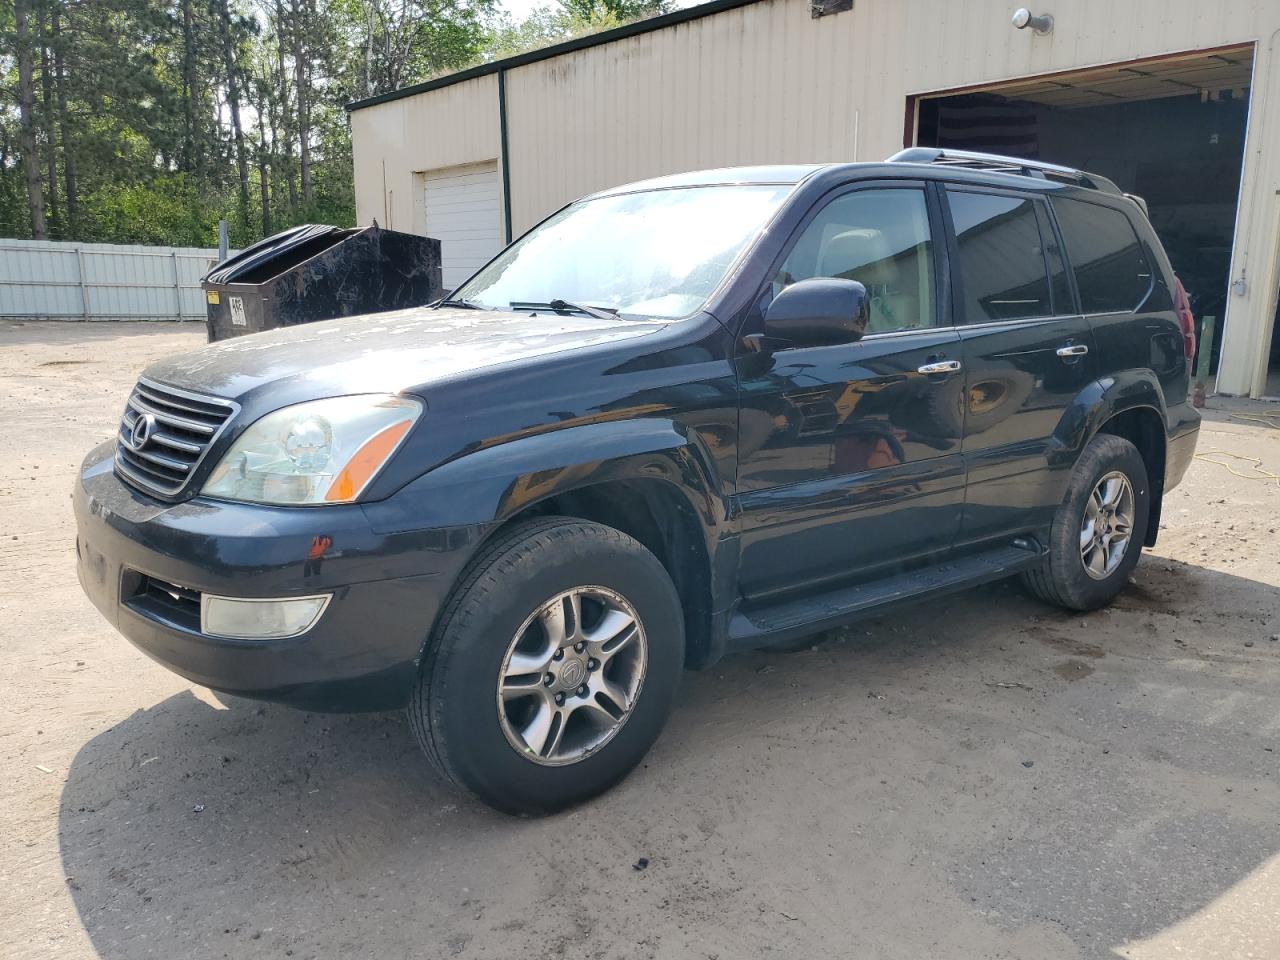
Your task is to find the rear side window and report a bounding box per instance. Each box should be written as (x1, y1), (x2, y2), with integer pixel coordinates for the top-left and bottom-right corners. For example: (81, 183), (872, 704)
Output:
(947, 191), (1053, 324)
(1051, 197), (1152, 313)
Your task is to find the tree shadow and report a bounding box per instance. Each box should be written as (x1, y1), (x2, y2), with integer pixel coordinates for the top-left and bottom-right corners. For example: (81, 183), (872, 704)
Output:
(58, 558), (1280, 959)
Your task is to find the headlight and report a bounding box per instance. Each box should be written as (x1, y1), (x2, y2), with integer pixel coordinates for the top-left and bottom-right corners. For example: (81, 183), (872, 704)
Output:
(202, 395), (422, 505)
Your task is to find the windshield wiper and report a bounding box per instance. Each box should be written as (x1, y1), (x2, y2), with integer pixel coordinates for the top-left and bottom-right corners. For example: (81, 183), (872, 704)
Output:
(436, 296), (485, 310)
(509, 299), (619, 321)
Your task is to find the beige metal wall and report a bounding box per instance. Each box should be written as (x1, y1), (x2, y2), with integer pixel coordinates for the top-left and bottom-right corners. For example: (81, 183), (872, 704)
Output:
(351, 73), (501, 237)
(350, 0), (1280, 396)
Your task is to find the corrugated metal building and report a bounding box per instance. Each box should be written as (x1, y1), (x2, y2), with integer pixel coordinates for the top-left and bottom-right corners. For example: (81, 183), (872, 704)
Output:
(347, 0), (1280, 398)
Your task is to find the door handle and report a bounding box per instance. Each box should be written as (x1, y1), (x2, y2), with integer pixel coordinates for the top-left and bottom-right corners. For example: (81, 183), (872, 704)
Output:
(1056, 343), (1089, 357)
(917, 360), (962, 374)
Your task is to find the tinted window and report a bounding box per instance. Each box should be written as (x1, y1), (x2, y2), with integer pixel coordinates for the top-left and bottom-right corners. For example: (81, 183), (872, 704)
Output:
(947, 191), (1052, 323)
(1051, 197), (1152, 313)
(773, 188), (936, 334)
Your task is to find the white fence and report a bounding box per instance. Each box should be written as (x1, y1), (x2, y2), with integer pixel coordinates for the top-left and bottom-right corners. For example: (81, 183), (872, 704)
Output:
(0, 237), (239, 322)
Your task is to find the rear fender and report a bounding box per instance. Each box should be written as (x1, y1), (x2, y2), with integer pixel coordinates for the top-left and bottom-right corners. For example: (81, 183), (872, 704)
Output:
(1050, 371), (1169, 544)
(1051, 371), (1168, 467)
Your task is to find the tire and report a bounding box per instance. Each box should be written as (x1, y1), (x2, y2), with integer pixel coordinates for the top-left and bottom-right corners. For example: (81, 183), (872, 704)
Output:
(1022, 433), (1151, 612)
(409, 516), (685, 815)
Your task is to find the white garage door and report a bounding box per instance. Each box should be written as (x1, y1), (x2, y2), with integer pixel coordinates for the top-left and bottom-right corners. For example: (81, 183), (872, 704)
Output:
(423, 162), (503, 291)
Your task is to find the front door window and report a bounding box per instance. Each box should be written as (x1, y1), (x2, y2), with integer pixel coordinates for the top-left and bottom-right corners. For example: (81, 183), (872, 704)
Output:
(772, 188), (937, 335)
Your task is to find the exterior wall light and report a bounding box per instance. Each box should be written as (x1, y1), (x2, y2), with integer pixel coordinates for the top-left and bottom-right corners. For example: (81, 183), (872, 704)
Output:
(1012, 8), (1054, 34)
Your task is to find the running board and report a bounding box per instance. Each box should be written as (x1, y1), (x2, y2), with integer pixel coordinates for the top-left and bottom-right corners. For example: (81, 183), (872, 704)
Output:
(727, 541), (1046, 652)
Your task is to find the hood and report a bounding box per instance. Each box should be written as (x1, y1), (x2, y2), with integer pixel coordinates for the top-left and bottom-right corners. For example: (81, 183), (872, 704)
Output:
(142, 306), (670, 403)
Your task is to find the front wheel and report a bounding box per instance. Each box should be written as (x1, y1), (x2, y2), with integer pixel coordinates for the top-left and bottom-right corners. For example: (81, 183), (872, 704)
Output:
(1023, 433), (1151, 611)
(409, 517), (685, 815)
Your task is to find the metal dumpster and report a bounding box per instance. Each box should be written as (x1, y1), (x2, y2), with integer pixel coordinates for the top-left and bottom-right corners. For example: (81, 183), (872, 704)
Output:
(202, 224), (443, 342)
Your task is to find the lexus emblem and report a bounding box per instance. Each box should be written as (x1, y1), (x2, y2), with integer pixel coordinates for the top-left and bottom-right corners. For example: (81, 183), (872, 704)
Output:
(128, 413), (157, 451)
(559, 658), (586, 688)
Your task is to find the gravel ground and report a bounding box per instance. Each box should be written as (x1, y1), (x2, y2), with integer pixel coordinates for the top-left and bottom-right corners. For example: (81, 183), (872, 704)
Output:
(2, 319), (1279, 960)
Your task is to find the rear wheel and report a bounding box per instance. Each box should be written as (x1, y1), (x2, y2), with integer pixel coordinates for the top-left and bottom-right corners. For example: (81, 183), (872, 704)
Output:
(1023, 433), (1150, 611)
(409, 517), (684, 815)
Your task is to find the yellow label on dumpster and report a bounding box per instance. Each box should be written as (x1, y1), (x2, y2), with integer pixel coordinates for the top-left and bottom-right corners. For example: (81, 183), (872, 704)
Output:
(206, 290), (220, 305)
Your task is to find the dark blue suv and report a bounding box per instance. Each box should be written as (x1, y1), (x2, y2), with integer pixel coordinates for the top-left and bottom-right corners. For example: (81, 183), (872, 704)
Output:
(74, 149), (1200, 813)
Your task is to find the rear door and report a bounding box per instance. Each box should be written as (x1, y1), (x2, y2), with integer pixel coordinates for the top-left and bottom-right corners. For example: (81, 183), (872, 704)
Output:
(944, 186), (1097, 546)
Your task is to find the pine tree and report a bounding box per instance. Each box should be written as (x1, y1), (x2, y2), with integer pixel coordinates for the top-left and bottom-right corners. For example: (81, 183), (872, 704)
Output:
(0, 0), (622, 245)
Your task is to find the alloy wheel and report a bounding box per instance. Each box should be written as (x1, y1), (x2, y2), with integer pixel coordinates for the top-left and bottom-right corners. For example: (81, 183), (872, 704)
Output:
(496, 586), (647, 765)
(1080, 470), (1135, 580)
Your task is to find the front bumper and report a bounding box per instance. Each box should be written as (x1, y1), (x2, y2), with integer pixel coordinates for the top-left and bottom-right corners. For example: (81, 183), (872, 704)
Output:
(74, 441), (482, 711)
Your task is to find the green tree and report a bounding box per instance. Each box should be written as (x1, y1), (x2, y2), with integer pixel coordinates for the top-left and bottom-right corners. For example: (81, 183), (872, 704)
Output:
(481, 0), (671, 63)
(0, 0), (670, 248)
(558, 0), (668, 24)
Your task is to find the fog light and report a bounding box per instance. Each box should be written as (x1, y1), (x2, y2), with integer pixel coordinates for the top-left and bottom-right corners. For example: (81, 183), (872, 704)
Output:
(201, 594), (330, 640)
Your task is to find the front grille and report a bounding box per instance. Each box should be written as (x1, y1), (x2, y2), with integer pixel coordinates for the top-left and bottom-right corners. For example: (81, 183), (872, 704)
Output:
(115, 378), (237, 498)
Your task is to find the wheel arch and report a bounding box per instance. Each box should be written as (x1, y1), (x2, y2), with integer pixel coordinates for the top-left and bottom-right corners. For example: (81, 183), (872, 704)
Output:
(1094, 405), (1166, 547)
(388, 418), (733, 669)
(491, 476), (718, 669)
(1057, 372), (1170, 548)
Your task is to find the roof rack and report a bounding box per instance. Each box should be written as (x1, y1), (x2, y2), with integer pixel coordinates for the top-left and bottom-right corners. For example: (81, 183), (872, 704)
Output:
(887, 147), (1123, 196)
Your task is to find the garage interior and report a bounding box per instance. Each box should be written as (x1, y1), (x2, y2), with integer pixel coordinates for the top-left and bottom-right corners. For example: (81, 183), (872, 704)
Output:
(915, 46), (1276, 397)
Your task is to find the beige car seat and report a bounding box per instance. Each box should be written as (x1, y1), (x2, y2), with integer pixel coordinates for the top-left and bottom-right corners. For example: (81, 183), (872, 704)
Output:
(816, 228), (919, 332)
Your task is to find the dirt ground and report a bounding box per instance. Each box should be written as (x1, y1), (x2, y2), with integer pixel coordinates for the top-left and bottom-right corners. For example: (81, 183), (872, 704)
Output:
(2, 319), (1279, 960)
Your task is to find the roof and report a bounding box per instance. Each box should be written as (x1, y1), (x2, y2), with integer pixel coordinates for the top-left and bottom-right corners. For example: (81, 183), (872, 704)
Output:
(587, 165), (826, 196)
(346, 0), (763, 112)
(560, 153), (1138, 208)
(583, 156), (1109, 202)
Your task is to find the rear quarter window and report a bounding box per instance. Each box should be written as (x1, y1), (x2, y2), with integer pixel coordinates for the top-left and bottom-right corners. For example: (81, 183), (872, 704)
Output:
(1050, 198), (1153, 313)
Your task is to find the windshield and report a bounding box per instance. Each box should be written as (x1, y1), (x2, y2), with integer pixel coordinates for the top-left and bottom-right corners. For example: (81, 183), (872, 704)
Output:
(452, 184), (793, 320)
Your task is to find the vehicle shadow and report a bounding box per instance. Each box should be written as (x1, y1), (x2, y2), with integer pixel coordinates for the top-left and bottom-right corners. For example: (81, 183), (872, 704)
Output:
(59, 560), (1280, 959)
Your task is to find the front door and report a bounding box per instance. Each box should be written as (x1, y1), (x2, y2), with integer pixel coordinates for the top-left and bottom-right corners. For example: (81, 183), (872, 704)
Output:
(735, 183), (966, 600)
(942, 186), (1098, 546)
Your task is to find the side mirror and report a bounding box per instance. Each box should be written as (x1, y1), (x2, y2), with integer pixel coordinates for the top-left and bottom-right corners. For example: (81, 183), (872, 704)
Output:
(763, 277), (869, 346)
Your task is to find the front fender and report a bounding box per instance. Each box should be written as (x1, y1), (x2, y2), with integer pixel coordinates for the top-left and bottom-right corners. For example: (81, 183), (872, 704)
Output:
(363, 417), (737, 671)
(364, 418), (729, 539)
